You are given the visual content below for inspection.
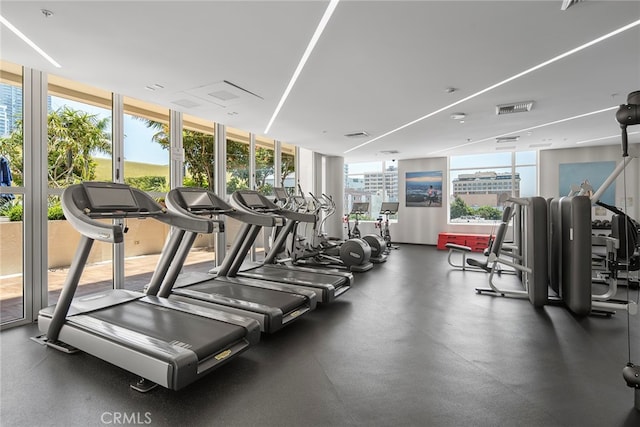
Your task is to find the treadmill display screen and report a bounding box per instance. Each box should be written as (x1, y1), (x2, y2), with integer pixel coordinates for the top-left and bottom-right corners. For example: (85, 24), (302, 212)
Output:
(83, 183), (139, 212)
(273, 187), (288, 201)
(180, 191), (214, 209)
(241, 192), (266, 208)
(380, 202), (399, 213)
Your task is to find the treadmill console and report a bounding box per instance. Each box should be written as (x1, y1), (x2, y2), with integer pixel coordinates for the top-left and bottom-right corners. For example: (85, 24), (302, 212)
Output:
(239, 192), (267, 209)
(82, 182), (139, 214)
(273, 187), (288, 202)
(179, 190), (214, 210)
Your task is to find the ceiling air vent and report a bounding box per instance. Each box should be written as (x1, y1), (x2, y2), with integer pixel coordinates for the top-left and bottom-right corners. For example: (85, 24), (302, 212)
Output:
(496, 101), (534, 115)
(344, 131), (370, 138)
(496, 136), (520, 143)
(379, 150), (399, 155)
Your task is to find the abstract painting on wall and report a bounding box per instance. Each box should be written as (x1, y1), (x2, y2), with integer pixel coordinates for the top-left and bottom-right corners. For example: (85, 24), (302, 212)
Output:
(558, 161), (615, 205)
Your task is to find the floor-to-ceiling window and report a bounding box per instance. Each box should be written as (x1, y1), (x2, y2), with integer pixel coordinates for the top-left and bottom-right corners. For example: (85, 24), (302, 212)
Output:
(255, 135), (275, 196)
(47, 74), (113, 303)
(122, 97), (170, 291)
(0, 60), (25, 324)
(181, 114), (218, 272)
(226, 127), (250, 196)
(281, 142), (296, 194)
(182, 114), (215, 189)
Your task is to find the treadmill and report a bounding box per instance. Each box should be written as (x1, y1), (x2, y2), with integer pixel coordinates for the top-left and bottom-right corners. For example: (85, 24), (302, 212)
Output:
(34, 182), (261, 392)
(147, 187), (317, 333)
(226, 189), (352, 303)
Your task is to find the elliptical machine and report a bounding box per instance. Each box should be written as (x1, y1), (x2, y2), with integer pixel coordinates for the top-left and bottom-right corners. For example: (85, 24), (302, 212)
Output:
(282, 189), (373, 272)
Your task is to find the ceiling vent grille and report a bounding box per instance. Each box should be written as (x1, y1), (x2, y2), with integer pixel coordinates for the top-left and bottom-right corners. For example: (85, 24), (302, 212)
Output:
(496, 101), (534, 115)
(496, 136), (520, 143)
(379, 150), (399, 155)
(344, 131), (370, 138)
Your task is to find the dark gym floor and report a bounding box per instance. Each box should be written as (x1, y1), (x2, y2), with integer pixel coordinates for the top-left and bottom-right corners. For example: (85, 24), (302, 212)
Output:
(2, 244), (640, 427)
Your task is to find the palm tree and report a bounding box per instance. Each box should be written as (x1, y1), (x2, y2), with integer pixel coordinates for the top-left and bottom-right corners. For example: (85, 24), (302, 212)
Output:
(0, 106), (111, 187)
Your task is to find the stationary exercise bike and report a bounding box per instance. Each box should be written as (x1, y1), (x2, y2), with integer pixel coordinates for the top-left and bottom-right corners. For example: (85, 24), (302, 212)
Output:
(378, 202), (399, 251)
(346, 202), (387, 263)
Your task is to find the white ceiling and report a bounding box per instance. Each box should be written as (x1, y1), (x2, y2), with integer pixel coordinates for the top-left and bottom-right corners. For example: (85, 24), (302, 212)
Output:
(1, 0), (639, 162)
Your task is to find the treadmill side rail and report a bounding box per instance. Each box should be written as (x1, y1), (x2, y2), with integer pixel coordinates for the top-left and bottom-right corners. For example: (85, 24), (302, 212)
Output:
(38, 314), (254, 390)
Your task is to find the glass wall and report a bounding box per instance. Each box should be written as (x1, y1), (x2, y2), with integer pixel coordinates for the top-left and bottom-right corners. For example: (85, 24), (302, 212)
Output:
(123, 96), (170, 194)
(182, 114), (215, 189)
(255, 135), (275, 195)
(449, 151), (537, 223)
(281, 142), (296, 194)
(344, 160), (399, 220)
(181, 114), (217, 272)
(122, 97), (170, 291)
(226, 127), (250, 196)
(47, 75), (114, 303)
(0, 60), (24, 323)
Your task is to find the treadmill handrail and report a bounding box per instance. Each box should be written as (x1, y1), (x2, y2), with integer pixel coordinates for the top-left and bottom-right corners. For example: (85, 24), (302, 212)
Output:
(62, 185), (125, 244)
(165, 188), (225, 232)
(63, 184), (216, 242)
(229, 191), (285, 227)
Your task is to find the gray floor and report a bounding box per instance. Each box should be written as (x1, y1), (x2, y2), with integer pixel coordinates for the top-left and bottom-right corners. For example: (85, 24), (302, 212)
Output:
(2, 244), (640, 427)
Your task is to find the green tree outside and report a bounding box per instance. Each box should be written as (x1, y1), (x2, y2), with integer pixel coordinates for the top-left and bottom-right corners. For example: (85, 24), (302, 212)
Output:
(450, 195), (472, 219)
(1, 106), (111, 187)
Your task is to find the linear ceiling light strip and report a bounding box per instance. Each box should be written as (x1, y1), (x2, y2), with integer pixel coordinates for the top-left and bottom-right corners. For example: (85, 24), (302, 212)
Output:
(429, 106), (618, 155)
(576, 131), (640, 145)
(344, 18), (640, 154)
(264, 0), (340, 134)
(0, 14), (61, 68)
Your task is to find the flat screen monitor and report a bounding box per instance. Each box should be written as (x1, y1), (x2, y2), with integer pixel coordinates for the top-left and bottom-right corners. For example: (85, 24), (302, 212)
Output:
(380, 202), (399, 213)
(351, 202), (369, 214)
(83, 182), (139, 212)
(273, 187), (288, 201)
(240, 192), (266, 208)
(179, 190), (215, 210)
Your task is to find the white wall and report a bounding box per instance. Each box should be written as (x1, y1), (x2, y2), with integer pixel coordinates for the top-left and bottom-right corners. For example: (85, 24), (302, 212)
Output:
(315, 143), (640, 246)
(539, 143), (640, 220)
(297, 147), (315, 195)
(394, 157), (449, 244)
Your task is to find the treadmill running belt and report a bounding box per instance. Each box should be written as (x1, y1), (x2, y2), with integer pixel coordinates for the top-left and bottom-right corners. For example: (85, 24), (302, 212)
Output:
(243, 266), (344, 286)
(88, 301), (245, 359)
(187, 281), (306, 314)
